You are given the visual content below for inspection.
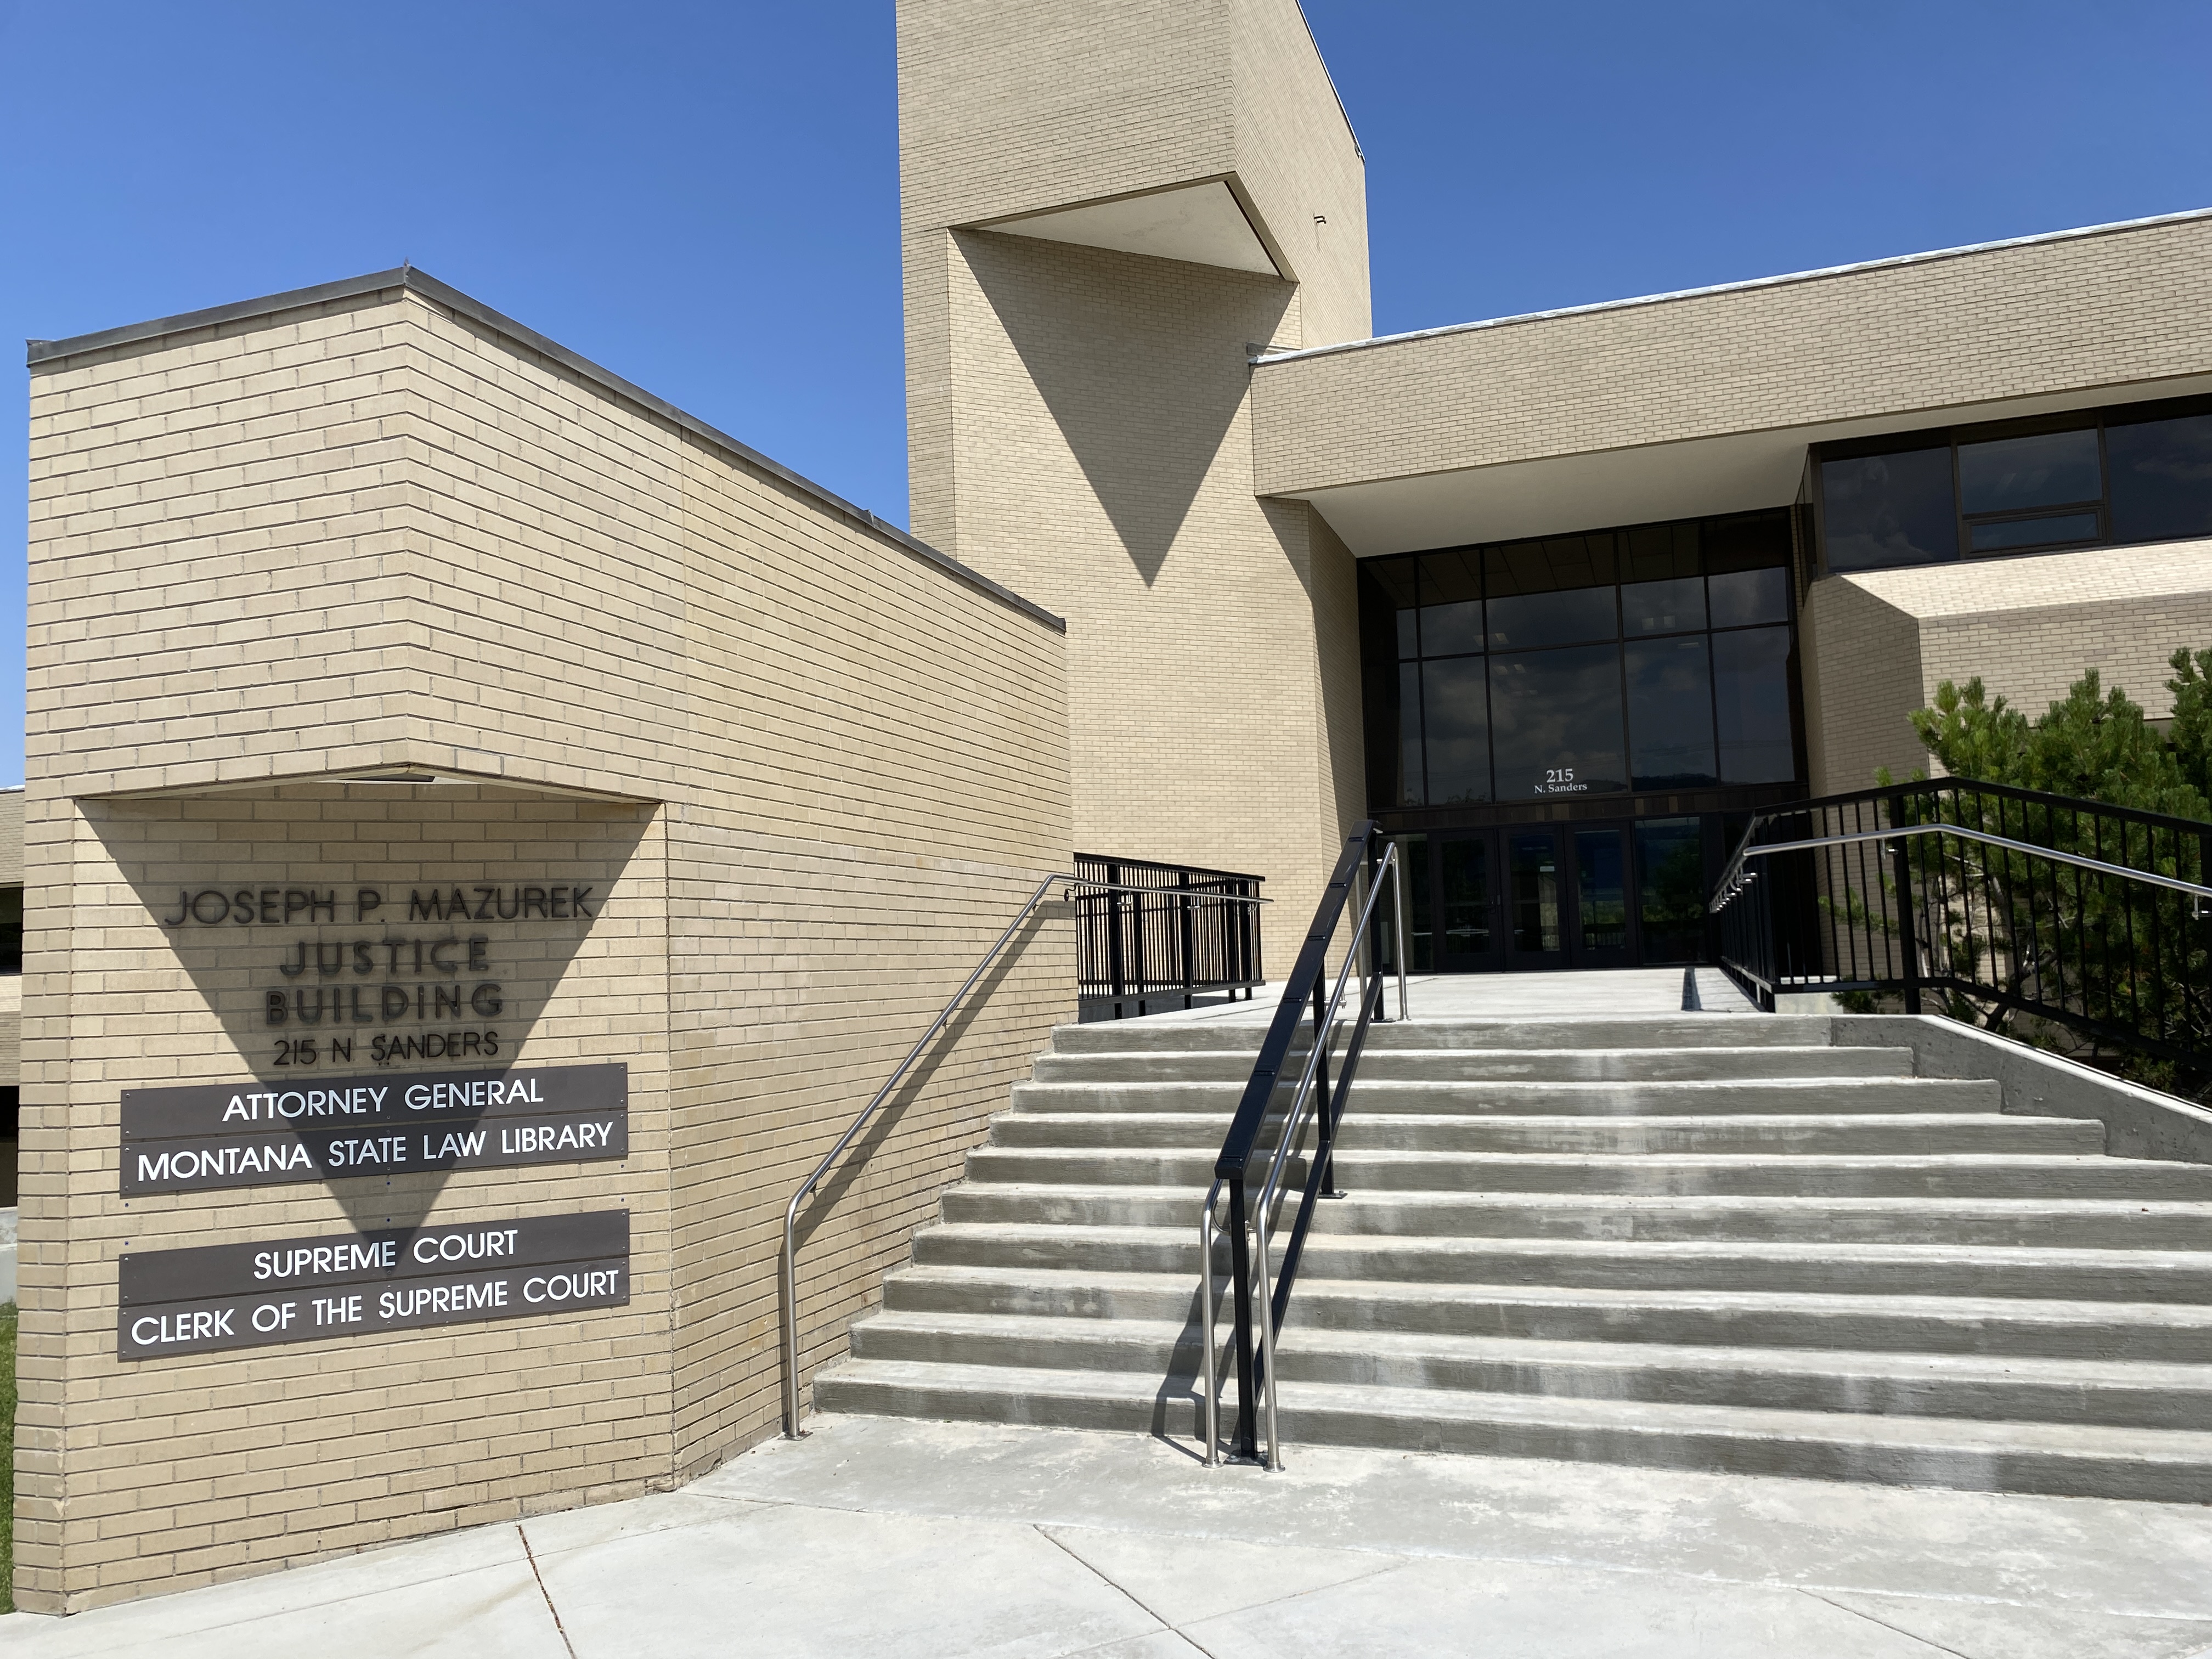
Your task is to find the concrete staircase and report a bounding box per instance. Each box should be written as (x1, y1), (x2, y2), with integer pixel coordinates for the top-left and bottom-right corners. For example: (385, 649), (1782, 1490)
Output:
(815, 1014), (2212, 1500)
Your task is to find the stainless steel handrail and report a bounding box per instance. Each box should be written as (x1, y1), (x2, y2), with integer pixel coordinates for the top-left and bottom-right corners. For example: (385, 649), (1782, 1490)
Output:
(779, 874), (1268, 1438)
(1200, 842), (1406, 1470)
(1709, 820), (2212, 913)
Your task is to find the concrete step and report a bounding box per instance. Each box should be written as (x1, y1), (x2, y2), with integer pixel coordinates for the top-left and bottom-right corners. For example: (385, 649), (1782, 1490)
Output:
(1048, 1015), (1838, 1055)
(965, 1147), (1296, 1187)
(1007, 1077), (2001, 1118)
(827, 1006), (2212, 1503)
(1324, 1151), (2212, 1199)
(1034, 1046), (1916, 1084)
(940, 1182), (2212, 1250)
(1307, 1192), (2212, 1251)
(941, 1182), (1206, 1229)
(812, 1358), (2212, 1502)
(842, 1311), (2212, 1432)
(991, 1112), (2094, 1157)
(878, 1265), (2212, 1362)
(963, 1147), (2211, 1198)
(1363, 1018), (1840, 1052)
(910, 1222), (2212, 1303)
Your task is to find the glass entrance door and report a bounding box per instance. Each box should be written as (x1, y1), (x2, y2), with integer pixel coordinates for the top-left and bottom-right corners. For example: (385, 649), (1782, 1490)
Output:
(1571, 825), (1636, 967)
(1435, 833), (1502, 970)
(1406, 817), (1708, 973)
(1505, 829), (1567, 969)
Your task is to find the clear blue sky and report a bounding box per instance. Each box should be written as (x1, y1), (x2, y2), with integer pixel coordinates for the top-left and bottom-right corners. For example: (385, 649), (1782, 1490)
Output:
(4, 2), (2209, 787)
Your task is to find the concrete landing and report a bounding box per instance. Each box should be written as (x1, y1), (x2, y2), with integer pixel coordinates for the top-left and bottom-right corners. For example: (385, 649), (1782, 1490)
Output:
(10, 1415), (2212, 1657)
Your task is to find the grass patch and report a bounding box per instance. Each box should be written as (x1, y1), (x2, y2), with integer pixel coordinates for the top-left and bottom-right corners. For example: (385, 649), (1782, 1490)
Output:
(2, 1303), (15, 1613)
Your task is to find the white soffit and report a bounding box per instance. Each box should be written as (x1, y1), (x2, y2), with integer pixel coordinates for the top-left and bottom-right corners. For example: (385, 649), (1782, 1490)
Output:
(983, 180), (1280, 277)
(1293, 374), (2212, 557)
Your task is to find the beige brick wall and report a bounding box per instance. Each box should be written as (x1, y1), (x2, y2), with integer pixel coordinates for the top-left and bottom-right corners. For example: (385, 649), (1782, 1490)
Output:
(897, 0), (1234, 240)
(1228, 0), (1368, 347)
(1803, 540), (2212, 793)
(896, 0), (1365, 345)
(1253, 212), (2212, 497)
(22, 280), (1072, 1610)
(1802, 575), (1927, 794)
(900, 0), (1370, 927)
(0, 790), (26, 886)
(21, 788), (675, 1605)
(917, 228), (1358, 921)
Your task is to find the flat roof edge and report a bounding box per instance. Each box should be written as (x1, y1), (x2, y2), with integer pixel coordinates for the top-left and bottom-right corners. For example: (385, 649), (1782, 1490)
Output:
(1255, 205), (2212, 367)
(27, 268), (1066, 635)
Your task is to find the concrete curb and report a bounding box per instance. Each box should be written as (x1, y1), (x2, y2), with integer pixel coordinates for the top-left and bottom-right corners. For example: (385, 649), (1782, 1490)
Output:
(1833, 1016), (2212, 1165)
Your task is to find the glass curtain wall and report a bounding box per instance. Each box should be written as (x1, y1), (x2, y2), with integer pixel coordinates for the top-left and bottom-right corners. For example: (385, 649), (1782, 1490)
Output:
(1816, 393), (2212, 575)
(1363, 510), (1801, 810)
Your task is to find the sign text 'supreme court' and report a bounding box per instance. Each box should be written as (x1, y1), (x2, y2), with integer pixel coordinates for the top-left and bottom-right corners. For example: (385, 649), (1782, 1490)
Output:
(118, 1209), (631, 1359)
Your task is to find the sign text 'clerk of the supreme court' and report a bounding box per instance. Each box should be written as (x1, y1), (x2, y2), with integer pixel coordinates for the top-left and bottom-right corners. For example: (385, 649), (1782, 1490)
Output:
(118, 1209), (630, 1360)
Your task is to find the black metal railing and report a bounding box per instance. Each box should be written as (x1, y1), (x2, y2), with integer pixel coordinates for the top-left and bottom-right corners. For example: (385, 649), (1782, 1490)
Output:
(1709, 777), (2212, 1092)
(1074, 852), (1265, 1017)
(1199, 822), (1407, 1469)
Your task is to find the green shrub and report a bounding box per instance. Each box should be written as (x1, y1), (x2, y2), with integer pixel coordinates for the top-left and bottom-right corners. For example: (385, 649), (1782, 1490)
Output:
(1899, 651), (2212, 822)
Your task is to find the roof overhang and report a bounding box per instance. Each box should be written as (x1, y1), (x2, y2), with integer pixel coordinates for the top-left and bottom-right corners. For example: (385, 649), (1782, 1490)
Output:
(972, 178), (1284, 278)
(1287, 372), (2212, 557)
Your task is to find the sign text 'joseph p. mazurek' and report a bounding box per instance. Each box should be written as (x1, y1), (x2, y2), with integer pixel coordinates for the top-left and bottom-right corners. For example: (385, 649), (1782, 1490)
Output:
(116, 1209), (629, 1360)
(118, 1062), (628, 1195)
(154, 881), (603, 1071)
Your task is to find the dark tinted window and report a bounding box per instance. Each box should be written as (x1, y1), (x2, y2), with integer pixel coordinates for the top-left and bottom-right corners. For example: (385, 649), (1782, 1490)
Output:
(1396, 662), (1423, 806)
(1957, 427), (2100, 514)
(1713, 627), (1796, 783)
(1421, 657), (1491, 804)
(1417, 550), (1483, 656)
(1621, 521), (1699, 582)
(2108, 411), (2212, 543)
(1705, 514), (1792, 625)
(1486, 537), (1619, 649)
(1967, 512), (2100, 555)
(1815, 397), (2212, 575)
(1624, 636), (1717, 788)
(1488, 587), (1617, 650)
(1708, 567), (1790, 627)
(1359, 510), (1804, 813)
(1623, 577), (1705, 636)
(1488, 644), (1627, 799)
(1822, 448), (1957, 571)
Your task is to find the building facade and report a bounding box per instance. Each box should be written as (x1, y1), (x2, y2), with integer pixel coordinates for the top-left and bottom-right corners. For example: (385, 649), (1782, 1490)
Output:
(898, 0), (2212, 970)
(14, 0), (2212, 1617)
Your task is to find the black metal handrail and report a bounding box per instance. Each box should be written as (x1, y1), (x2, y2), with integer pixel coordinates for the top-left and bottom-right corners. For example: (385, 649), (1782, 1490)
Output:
(1199, 821), (1407, 1469)
(1074, 852), (1265, 1017)
(1709, 777), (2212, 1089)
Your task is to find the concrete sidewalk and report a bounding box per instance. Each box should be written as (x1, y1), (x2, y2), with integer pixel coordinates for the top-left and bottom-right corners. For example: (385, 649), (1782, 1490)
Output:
(7, 1415), (2212, 1657)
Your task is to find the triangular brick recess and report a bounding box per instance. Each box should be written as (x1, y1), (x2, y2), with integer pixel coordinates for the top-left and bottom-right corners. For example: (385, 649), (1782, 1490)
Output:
(815, 1015), (2212, 1500)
